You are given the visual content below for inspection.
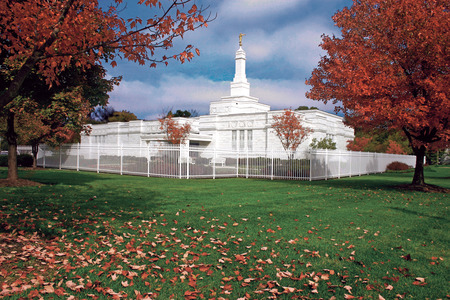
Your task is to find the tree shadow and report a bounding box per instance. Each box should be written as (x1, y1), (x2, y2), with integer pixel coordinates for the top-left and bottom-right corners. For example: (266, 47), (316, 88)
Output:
(0, 169), (165, 240)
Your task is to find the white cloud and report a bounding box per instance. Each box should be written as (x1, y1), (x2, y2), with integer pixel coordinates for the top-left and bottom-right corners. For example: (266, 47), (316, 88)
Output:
(218, 0), (310, 19)
(107, 73), (336, 120)
(241, 18), (330, 71)
(108, 75), (228, 120)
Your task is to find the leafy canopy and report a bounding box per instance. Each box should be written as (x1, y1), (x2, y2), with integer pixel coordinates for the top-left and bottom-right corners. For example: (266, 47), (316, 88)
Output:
(0, 0), (212, 109)
(159, 114), (191, 145)
(306, 0), (449, 184)
(272, 110), (313, 154)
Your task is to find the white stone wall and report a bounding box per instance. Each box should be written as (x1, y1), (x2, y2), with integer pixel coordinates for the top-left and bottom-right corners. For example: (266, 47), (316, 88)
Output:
(82, 109), (354, 153)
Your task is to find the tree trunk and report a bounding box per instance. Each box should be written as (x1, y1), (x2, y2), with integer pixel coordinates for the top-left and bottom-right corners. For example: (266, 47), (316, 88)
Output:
(6, 112), (18, 181)
(32, 142), (39, 169)
(412, 145), (426, 186)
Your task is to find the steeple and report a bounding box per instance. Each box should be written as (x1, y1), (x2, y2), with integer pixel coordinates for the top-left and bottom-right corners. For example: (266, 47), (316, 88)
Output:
(230, 46), (250, 97)
(209, 34), (270, 115)
(230, 34), (250, 97)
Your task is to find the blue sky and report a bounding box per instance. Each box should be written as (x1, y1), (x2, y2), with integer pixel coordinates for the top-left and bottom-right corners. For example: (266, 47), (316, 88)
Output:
(105, 0), (353, 120)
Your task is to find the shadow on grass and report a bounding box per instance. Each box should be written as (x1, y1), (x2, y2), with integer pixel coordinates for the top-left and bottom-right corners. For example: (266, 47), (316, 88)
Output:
(279, 166), (449, 191)
(0, 169), (165, 240)
(388, 206), (448, 221)
(1, 188), (164, 239)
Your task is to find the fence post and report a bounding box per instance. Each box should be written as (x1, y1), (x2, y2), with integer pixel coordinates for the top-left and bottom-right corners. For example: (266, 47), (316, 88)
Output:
(309, 150), (312, 181)
(77, 143), (80, 171)
(338, 150), (341, 179)
(359, 151), (362, 176)
(213, 146), (216, 180)
(97, 144), (100, 173)
(42, 146), (46, 168)
(325, 149), (328, 180)
(59, 146), (62, 170)
(147, 145), (150, 177)
(271, 149), (274, 180)
(186, 143), (190, 180)
(179, 144), (182, 179)
(120, 144), (123, 175)
(349, 151), (352, 178)
(246, 148), (249, 179)
(236, 150), (239, 178)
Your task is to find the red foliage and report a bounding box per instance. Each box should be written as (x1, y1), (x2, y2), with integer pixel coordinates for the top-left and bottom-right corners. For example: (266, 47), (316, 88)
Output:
(272, 109), (313, 154)
(306, 0), (449, 184)
(0, 0), (211, 109)
(386, 140), (407, 155)
(386, 161), (411, 171)
(346, 136), (372, 152)
(159, 115), (191, 145)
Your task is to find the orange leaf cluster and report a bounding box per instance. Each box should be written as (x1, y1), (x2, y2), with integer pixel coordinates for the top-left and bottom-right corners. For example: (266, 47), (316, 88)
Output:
(272, 109), (313, 154)
(0, 0), (211, 108)
(159, 114), (191, 145)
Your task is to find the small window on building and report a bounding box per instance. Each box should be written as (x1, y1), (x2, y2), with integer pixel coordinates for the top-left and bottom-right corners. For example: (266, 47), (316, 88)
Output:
(247, 130), (253, 151)
(232, 130), (237, 150)
(239, 130), (245, 150)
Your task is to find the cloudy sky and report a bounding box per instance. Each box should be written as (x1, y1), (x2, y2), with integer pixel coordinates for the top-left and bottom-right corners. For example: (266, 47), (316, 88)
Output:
(105, 0), (353, 120)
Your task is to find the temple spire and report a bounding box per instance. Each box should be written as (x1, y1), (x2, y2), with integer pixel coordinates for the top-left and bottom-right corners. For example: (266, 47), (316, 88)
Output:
(231, 34), (250, 97)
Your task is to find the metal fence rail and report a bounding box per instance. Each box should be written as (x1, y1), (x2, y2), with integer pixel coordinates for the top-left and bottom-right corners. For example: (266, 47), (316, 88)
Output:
(37, 144), (416, 180)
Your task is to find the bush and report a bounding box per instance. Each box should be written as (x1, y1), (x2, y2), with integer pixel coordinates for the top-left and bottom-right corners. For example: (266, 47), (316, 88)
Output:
(386, 161), (411, 171)
(18, 154), (34, 167)
(0, 155), (7, 167)
(0, 154), (34, 167)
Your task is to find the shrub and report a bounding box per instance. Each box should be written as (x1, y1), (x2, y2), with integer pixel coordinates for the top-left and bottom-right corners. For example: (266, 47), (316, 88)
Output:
(386, 161), (411, 171)
(18, 154), (34, 167)
(0, 155), (7, 167)
(0, 154), (34, 167)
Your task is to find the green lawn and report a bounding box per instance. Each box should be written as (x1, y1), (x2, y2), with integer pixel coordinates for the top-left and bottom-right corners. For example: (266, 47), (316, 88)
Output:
(1, 166), (449, 299)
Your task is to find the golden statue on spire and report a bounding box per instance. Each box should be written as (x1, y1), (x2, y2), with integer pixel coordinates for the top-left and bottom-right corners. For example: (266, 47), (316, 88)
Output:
(239, 33), (246, 47)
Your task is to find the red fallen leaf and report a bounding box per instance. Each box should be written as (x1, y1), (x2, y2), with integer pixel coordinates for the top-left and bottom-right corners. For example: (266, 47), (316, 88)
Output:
(188, 276), (197, 288)
(121, 280), (130, 287)
(199, 265), (210, 272)
(402, 254), (412, 261)
(412, 281), (427, 286)
(344, 294), (356, 299)
(184, 290), (199, 300)
(382, 276), (399, 282)
(267, 228), (275, 233)
(291, 272), (307, 280)
(54, 287), (65, 296)
(235, 254), (247, 262)
(28, 290), (41, 298)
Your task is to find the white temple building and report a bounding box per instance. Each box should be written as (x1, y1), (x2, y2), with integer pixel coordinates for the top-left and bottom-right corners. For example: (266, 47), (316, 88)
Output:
(81, 42), (354, 153)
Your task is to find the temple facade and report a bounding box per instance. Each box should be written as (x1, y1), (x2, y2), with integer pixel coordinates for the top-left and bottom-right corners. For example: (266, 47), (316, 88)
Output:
(81, 44), (354, 153)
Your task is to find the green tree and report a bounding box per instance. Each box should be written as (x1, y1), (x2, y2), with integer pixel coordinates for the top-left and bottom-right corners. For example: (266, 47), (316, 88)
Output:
(0, 0), (211, 182)
(309, 137), (337, 150)
(107, 111), (138, 123)
(295, 106), (319, 111)
(1, 64), (118, 168)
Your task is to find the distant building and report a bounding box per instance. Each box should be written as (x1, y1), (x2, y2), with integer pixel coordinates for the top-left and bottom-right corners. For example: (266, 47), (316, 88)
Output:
(82, 43), (354, 152)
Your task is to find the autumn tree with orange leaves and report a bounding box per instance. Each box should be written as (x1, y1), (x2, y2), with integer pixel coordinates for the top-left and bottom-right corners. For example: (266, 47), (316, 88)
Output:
(0, 0), (212, 181)
(272, 110), (313, 159)
(159, 115), (191, 145)
(307, 0), (449, 186)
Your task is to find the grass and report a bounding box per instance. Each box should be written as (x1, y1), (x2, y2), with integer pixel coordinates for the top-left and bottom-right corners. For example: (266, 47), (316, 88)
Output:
(0, 166), (449, 299)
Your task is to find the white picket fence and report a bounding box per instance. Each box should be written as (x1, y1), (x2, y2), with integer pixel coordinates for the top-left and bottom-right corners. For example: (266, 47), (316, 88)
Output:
(36, 144), (416, 180)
